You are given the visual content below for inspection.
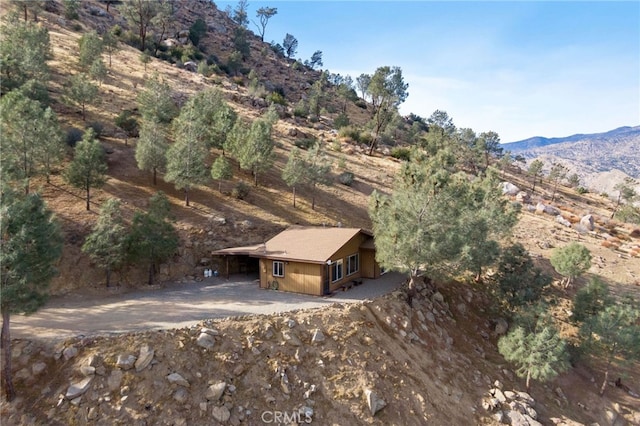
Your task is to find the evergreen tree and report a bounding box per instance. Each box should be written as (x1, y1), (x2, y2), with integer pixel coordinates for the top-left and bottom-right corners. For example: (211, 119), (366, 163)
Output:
(102, 27), (120, 68)
(572, 277), (612, 323)
(254, 6), (277, 42)
(127, 191), (178, 285)
(1, 187), (63, 401)
(282, 147), (305, 207)
(527, 159), (544, 193)
(188, 88), (237, 151)
(210, 155), (233, 193)
(65, 73), (99, 121)
(233, 118), (274, 186)
(302, 142), (332, 210)
(498, 317), (569, 390)
(78, 30), (103, 70)
(135, 119), (169, 185)
(137, 74), (178, 124)
(0, 90), (65, 192)
(580, 302), (640, 395)
(0, 18), (51, 92)
(82, 198), (127, 287)
(165, 104), (209, 206)
(548, 162), (568, 202)
(611, 177), (638, 219)
(283, 33), (298, 58)
(550, 242), (591, 288)
(65, 129), (108, 210)
(118, 0), (159, 51)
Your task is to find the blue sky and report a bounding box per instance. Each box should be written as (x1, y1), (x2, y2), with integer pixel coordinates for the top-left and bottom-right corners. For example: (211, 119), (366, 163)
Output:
(216, 1), (640, 143)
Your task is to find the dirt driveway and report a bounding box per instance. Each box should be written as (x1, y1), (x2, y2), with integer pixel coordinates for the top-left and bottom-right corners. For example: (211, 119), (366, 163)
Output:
(12, 272), (405, 341)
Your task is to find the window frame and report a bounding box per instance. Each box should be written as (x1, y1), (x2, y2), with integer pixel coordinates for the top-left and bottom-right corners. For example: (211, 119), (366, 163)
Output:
(331, 259), (344, 282)
(347, 253), (359, 276)
(273, 260), (285, 277)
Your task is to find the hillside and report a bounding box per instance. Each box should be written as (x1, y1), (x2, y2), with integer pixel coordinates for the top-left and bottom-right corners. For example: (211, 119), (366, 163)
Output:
(502, 126), (640, 188)
(1, 1), (640, 425)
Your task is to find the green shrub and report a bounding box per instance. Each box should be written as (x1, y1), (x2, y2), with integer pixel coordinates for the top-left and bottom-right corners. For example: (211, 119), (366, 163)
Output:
(65, 127), (84, 147)
(232, 182), (250, 200)
(576, 186), (588, 194)
(334, 113), (350, 129)
(115, 110), (139, 137)
(86, 121), (104, 138)
(292, 61), (303, 71)
(338, 171), (354, 186)
(330, 140), (342, 152)
(293, 100), (308, 118)
(294, 138), (316, 150)
(391, 147), (412, 161)
(338, 126), (361, 142)
(615, 205), (640, 224)
(267, 92), (286, 106)
(355, 99), (368, 109)
(207, 54), (219, 65)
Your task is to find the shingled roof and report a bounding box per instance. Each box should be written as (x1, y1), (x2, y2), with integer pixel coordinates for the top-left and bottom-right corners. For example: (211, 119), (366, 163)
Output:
(212, 226), (372, 264)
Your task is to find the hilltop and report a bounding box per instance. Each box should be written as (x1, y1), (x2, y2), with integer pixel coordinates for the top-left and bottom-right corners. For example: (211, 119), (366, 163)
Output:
(1, 1), (639, 425)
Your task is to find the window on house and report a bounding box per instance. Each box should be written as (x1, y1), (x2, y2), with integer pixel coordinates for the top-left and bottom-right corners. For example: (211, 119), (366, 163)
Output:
(331, 259), (343, 282)
(273, 261), (284, 277)
(347, 253), (359, 275)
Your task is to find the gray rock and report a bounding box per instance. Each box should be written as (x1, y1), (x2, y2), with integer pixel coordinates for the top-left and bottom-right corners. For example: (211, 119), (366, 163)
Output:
(167, 372), (190, 387)
(515, 191), (530, 203)
(491, 388), (507, 403)
(62, 346), (78, 361)
(80, 365), (96, 376)
(87, 407), (98, 420)
(500, 182), (520, 196)
(505, 409), (529, 426)
(311, 329), (325, 343)
(282, 330), (302, 346)
(504, 390), (516, 400)
(206, 382), (226, 401)
(425, 311), (436, 323)
(286, 318), (296, 328)
(197, 332), (216, 349)
(173, 388), (189, 403)
(135, 345), (154, 372)
(65, 377), (93, 400)
(32, 362), (47, 376)
(107, 369), (123, 391)
(516, 391), (535, 407)
(494, 318), (509, 336)
(115, 353), (136, 370)
(364, 389), (386, 416)
(212, 405), (231, 423)
(580, 214), (595, 231)
(201, 327), (219, 336)
(432, 291), (445, 303)
(555, 215), (571, 227)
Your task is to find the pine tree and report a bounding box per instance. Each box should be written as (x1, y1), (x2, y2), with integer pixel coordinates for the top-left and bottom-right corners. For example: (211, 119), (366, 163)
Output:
(0, 19), (51, 92)
(127, 192), (178, 285)
(581, 302), (640, 395)
(82, 198), (127, 287)
(135, 119), (168, 185)
(0, 90), (65, 192)
(65, 73), (99, 121)
(1, 187), (63, 401)
(78, 30), (103, 70)
(527, 159), (544, 193)
(498, 317), (569, 390)
(65, 129), (108, 210)
(548, 162), (568, 202)
(550, 242), (591, 288)
(165, 104), (209, 206)
(137, 74), (178, 124)
(210, 156), (233, 193)
(188, 88), (237, 151)
(282, 147), (305, 207)
(233, 118), (274, 186)
(303, 142), (332, 210)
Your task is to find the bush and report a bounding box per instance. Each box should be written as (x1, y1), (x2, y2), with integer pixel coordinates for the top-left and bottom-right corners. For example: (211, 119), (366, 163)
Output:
(65, 127), (84, 147)
(293, 100), (308, 118)
(294, 137), (317, 150)
(267, 92), (286, 106)
(615, 205), (640, 224)
(115, 110), (139, 137)
(86, 121), (104, 138)
(291, 61), (303, 71)
(338, 126), (361, 142)
(338, 171), (354, 186)
(207, 54), (219, 65)
(232, 182), (250, 200)
(334, 112), (350, 129)
(391, 147), (412, 161)
(355, 99), (368, 109)
(576, 186), (589, 194)
(198, 61), (214, 77)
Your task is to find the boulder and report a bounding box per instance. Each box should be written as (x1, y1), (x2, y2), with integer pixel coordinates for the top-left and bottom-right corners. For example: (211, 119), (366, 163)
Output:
(580, 214), (595, 231)
(135, 345), (154, 372)
(211, 406), (231, 423)
(515, 191), (530, 203)
(555, 215), (571, 227)
(62, 346), (78, 361)
(167, 372), (190, 387)
(282, 330), (302, 346)
(365, 389), (387, 416)
(65, 377), (93, 400)
(536, 203), (561, 216)
(80, 365), (96, 376)
(116, 354), (136, 370)
(493, 318), (509, 336)
(32, 362), (47, 376)
(205, 382), (226, 401)
(500, 182), (520, 196)
(107, 369), (123, 391)
(197, 332), (215, 349)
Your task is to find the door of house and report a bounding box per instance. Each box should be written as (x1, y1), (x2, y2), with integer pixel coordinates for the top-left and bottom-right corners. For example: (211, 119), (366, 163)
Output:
(323, 266), (330, 295)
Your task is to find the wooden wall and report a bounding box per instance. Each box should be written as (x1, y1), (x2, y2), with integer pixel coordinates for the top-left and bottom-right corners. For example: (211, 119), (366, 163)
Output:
(259, 259), (323, 296)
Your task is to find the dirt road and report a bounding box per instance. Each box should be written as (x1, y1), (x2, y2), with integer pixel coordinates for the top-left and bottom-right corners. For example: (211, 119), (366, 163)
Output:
(11, 273), (404, 341)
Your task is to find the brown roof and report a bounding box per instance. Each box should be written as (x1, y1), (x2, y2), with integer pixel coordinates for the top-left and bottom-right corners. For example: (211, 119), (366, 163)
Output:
(212, 226), (369, 264)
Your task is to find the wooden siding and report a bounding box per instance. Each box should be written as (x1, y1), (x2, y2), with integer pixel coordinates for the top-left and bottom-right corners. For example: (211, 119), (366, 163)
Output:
(327, 233), (366, 292)
(360, 249), (380, 279)
(259, 259), (323, 296)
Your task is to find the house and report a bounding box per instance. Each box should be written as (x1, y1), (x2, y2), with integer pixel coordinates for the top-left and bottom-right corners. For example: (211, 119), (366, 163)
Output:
(212, 226), (381, 296)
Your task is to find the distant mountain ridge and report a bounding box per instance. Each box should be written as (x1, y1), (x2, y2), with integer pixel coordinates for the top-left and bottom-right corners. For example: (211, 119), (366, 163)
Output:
(501, 125), (640, 179)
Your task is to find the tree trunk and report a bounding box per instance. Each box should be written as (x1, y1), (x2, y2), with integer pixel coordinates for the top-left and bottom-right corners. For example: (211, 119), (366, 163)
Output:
(600, 368), (609, 396)
(475, 269), (482, 283)
(1, 309), (15, 401)
(185, 189), (189, 206)
(148, 263), (154, 285)
(82, 104), (86, 121)
(292, 186), (296, 208)
(86, 187), (91, 210)
(106, 267), (111, 288)
(153, 168), (157, 186)
(526, 370), (531, 390)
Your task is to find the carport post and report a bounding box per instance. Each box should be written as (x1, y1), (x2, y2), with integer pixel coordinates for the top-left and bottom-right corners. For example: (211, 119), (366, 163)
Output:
(226, 256), (230, 279)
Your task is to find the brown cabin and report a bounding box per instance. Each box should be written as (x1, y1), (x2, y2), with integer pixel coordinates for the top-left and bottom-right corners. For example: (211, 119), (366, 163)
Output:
(212, 226), (381, 296)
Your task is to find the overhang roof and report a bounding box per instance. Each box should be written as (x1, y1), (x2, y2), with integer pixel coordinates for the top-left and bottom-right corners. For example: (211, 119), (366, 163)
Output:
(212, 226), (373, 264)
